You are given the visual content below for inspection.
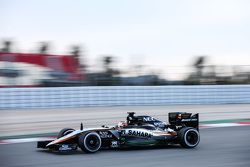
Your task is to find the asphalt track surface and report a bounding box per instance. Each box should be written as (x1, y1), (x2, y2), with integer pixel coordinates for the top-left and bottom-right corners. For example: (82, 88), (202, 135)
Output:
(2, 104), (250, 137)
(1, 126), (250, 167)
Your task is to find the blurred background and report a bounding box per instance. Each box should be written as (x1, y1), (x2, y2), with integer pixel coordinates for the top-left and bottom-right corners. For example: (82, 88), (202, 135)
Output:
(1, 48), (250, 87)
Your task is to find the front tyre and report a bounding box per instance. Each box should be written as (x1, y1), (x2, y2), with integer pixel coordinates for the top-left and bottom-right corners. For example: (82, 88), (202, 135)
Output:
(57, 128), (75, 138)
(178, 127), (200, 148)
(78, 132), (102, 153)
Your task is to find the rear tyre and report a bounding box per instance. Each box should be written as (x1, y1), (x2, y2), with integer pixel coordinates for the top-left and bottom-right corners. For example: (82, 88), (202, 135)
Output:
(78, 132), (102, 153)
(178, 127), (200, 148)
(57, 128), (75, 138)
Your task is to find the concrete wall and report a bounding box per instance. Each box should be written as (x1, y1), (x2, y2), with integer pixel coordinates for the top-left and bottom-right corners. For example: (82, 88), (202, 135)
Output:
(1, 85), (250, 109)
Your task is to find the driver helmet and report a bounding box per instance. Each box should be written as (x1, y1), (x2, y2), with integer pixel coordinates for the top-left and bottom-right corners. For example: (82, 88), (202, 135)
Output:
(117, 121), (127, 128)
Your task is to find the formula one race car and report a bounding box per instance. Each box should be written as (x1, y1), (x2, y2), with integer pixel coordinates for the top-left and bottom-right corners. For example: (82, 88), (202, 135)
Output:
(37, 112), (200, 153)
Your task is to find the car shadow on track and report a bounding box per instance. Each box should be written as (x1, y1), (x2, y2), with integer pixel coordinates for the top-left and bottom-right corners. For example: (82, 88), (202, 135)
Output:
(37, 145), (183, 155)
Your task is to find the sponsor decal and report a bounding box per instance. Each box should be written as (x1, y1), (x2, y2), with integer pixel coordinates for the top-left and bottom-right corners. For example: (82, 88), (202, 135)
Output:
(127, 130), (152, 138)
(59, 144), (76, 151)
(181, 118), (197, 122)
(99, 131), (112, 138)
(143, 116), (155, 122)
(154, 122), (165, 127)
(121, 130), (126, 136)
(111, 141), (118, 148)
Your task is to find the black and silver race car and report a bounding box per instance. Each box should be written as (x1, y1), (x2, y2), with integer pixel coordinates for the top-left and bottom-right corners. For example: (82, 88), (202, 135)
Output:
(37, 112), (200, 153)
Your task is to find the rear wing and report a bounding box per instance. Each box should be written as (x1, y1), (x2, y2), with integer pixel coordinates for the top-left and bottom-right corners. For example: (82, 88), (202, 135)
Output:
(168, 112), (199, 130)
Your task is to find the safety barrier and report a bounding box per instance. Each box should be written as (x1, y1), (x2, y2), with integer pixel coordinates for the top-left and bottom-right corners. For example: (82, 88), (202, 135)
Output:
(1, 85), (250, 109)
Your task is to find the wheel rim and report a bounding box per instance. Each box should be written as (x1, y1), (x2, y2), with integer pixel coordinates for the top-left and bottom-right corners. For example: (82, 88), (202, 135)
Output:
(84, 133), (101, 152)
(184, 129), (199, 147)
(186, 131), (198, 145)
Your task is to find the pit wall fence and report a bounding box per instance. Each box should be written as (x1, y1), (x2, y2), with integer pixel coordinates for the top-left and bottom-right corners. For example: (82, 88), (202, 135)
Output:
(1, 85), (250, 109)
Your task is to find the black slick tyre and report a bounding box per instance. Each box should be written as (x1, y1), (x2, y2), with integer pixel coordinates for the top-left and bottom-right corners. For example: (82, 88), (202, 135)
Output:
(78, 132), (102, 153)
(57, 128), (75, 138)
(178, 127), (200, 148)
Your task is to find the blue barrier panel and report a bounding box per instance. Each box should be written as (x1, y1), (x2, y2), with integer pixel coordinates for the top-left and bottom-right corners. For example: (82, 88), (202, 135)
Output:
(1, 85), (250, 109)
